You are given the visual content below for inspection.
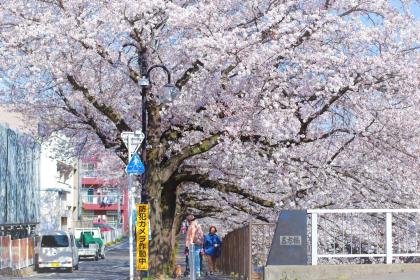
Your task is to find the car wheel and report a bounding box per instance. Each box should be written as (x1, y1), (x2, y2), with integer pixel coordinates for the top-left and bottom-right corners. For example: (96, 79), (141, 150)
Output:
(67, 267), (73, 273)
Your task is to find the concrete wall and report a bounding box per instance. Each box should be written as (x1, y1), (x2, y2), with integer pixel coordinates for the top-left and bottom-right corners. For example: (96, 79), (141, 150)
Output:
(0, 124), (40, 225)
(264, 264), (420, 280)
(0, 109), (79, 232)
(38, 140), (77, 232)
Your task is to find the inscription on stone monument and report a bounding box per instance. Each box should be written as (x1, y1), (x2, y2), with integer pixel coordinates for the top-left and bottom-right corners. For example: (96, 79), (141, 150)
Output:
(266, 210), (308, 265)
(279, 235), (302, 246)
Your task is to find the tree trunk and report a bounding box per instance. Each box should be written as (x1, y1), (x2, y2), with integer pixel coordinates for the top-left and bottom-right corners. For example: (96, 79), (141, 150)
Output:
(147, 169), (181, 277)
(145, 96), (183, 277)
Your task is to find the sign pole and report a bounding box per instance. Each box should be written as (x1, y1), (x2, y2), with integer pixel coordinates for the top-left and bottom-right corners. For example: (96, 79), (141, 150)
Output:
(121, 130), (145, 280)
(128, 136), (134, 280)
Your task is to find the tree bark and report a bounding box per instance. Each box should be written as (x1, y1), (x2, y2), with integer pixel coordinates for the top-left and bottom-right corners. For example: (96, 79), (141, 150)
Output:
(147, 168), (181, 277)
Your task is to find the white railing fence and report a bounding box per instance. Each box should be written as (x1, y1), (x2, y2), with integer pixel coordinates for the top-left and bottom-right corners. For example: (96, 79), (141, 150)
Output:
(308, 209), (420, 265)
(102, 228), (124, 244)
(80, 194), (123, 205)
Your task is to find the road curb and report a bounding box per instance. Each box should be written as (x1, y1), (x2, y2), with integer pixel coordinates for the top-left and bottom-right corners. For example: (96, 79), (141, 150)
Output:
(105, 237), (128, 251)
(0, 266), (34, 277)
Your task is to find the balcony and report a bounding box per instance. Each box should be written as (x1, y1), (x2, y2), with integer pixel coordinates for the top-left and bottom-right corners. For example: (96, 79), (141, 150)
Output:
(81, 194), (122, 211)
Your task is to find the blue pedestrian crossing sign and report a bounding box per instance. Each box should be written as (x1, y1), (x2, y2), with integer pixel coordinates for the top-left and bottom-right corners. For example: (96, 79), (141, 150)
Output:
(126, 153), (145, 175)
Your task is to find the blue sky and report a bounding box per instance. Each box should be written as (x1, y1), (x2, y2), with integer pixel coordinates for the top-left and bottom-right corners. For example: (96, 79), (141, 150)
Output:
(392, 0), (420, 18)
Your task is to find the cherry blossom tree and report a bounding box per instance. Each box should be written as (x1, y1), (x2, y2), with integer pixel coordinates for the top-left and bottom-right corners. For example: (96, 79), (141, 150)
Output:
(1, 0), (419, 275)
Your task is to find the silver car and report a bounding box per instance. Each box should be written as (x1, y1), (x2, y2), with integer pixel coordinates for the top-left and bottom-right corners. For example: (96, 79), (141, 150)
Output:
(36, 231), (79, 272)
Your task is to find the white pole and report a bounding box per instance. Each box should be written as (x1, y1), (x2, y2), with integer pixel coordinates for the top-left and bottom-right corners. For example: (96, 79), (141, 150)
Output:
(18, 239), (21, 269)
(9, 236), (12, 268)
(129, 175), (134, 280)
(386, 212), (393, 264)
(26, 237), (29, 267)
(190, 244), (196, 280)
(128, 136), (134, 280)
(311, 213), (318, 265)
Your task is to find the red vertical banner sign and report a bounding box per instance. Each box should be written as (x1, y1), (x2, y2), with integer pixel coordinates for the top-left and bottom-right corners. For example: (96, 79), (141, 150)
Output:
(136, 204), (149, 271)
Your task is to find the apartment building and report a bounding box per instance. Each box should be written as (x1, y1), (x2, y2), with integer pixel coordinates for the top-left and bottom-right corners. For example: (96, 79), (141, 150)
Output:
(79, 156), (128, 232)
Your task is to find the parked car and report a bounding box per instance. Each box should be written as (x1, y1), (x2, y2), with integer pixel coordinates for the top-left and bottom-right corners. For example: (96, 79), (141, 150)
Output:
(74, 228), (105, 259)
(76, 235), (99, 261)
(35, 231), (79, 272)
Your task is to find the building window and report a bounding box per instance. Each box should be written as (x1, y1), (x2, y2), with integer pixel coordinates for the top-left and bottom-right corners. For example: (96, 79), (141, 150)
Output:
(61, 217), (68, 230)
(57, 162), (73, 184)
(59, 192), (67, 201)
(81, 162), (96, 177)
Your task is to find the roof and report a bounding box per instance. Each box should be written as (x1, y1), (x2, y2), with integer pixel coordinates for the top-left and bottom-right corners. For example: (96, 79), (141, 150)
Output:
(0, 106), (36, 133)
(40, 230), (70, 236)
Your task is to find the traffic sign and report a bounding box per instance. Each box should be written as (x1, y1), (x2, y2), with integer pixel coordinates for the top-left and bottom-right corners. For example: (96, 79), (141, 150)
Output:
(136, 204), (149, 271)
(121, 131), (144, 154)
(126, 153), (145, 175)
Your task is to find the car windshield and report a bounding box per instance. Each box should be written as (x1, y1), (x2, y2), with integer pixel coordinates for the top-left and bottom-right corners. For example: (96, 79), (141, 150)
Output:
(41, 235), (69, 247)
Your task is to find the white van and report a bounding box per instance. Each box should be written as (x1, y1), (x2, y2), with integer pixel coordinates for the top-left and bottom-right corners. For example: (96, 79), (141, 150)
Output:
(35, 231), (79, 272)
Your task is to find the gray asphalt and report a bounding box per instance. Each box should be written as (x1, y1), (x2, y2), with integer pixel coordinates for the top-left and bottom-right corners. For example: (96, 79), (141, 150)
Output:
(11, 239), (130, 280)
(0, 238), (234, 280)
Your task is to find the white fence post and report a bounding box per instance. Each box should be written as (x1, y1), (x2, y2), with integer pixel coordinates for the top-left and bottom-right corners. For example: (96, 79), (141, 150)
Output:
(0, 236), (2, 270)
(386, 212), (393, 264)
(9, 236), (12, 268)
(18, 239), (21, 269)
(311, 213), (318, 265)
(26, 238), (29, 268)
(189, 244), (196, 280)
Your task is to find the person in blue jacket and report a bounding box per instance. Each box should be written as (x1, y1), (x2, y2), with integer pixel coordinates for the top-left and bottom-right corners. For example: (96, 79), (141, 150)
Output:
(203, 226), (222, 275)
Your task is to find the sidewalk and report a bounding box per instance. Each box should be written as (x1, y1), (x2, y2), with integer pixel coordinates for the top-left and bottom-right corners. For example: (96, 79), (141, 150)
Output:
(354, 271), (420, 280)
(176, 231), (233, 280)
(178, 272), (234, 280)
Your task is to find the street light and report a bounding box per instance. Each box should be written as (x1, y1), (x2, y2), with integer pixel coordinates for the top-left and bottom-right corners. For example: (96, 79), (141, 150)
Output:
(139, 64), (179, 103)
(130, 58), (178, 280)
(161, 83), (179, 103)
(138, 63), (179, 198)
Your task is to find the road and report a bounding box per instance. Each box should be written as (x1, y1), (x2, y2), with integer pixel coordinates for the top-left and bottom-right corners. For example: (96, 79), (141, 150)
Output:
(0, 238), (235, 280)
(18, 239), (129, 280)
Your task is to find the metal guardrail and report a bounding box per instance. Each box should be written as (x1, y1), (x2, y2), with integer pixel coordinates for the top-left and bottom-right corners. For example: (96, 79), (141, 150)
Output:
(308, 209), (420, 265)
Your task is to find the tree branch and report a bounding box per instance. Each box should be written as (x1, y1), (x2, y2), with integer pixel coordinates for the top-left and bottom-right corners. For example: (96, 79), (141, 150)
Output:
(175, 59), (204, 90)
(161, 133), (222, 182)
(55, 88), (118, 150)
(240, 128), (352, 155)
(171, 171), (275, 208)
(160, 124), (204, 145)
(76, 39), (140, 83)
(327, 119), (376, 164)
(66, 74), (131, 133)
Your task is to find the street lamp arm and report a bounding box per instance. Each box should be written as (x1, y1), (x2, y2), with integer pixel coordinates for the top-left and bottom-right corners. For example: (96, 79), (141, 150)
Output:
(146, 64), (171, 84)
